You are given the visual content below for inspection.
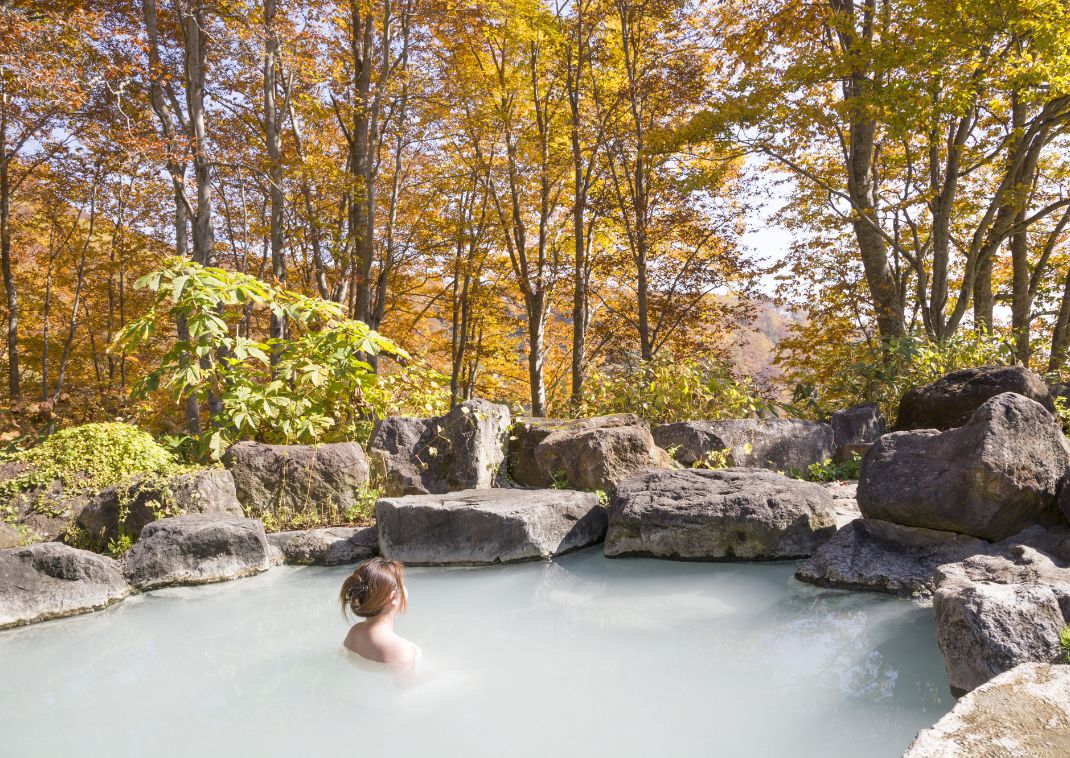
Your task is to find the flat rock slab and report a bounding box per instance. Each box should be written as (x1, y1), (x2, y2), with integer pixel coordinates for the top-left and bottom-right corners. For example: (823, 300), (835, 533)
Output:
(605, 468), (837, 561)
(376, 489), (606, 565)
(795, 518), (990, 599)
(904, 663), (1070, 757)
(268, 526), (378, 566)
(121, 515), (271, 591)
(0, 543), (130, 630)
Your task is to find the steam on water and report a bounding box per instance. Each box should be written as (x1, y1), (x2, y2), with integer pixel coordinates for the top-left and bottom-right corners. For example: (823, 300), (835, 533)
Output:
(0, 550), (951, 757)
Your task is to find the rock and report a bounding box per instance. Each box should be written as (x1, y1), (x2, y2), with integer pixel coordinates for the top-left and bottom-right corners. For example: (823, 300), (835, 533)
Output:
(652, 418), (834, 473)
(795, 518), (991, 599)
(507, 414), (649, 488)
(223, 441), (370, 518)
(896, 365), (1055, 431)
(0, 543), (130, 630)
(604, 468), (837, 560)
(0, 461), (91, 542)
(369, 399), (510, 496)
(376, 489), (606, 565)
(530, 414), (672, 492)
(830, 403), (884, 447)
(822, 481), (861, 528)
(904, 663), (1070, 757)
(267, 526), (378, 566)
(121, 515), (271, 591)
(933, 547), (1070, 693)
(76, 468), (243, 547)
(0, 521), (19, 549)
(858, 393), (1070, 541)
(833, 442), (872, 464)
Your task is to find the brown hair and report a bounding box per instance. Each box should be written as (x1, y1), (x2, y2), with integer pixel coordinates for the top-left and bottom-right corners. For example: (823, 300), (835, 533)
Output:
(340, 557), (407, 619)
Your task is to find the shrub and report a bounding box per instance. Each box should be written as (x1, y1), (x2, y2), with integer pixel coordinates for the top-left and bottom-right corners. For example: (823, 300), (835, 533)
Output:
(577, 353), (769, 425)
(114, 258), (412, 459)
(0, 422), (186, 498)
(779, 329), (1013, 421)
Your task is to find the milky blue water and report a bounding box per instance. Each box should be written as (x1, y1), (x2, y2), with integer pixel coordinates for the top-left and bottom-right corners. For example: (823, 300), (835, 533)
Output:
(0, 549), (951, 757)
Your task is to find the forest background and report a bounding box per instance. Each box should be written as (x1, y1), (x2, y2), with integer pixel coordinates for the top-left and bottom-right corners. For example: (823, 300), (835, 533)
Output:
(3, 0), (1070, 460)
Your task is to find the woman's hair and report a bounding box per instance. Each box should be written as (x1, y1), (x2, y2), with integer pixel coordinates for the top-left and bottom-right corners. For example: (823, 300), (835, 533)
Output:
(340, 557), (407, 619)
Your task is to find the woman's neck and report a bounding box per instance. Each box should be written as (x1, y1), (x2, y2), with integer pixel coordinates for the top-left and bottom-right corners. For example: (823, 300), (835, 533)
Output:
(364, 612), (395, 631)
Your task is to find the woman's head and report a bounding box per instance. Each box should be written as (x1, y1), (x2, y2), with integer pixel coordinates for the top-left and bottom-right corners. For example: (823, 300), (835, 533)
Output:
(340, 557), (407, 619)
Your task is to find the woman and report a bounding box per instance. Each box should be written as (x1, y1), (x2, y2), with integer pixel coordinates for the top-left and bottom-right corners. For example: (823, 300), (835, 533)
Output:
(340, 557), (421, 683)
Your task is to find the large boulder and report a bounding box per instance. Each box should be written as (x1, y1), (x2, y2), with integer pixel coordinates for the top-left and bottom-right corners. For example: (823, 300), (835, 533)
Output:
(507, 411), (663, 488)
(795, 518), (990, 599)
(121, 515), (271, 591)
(223, 441), (370, 519)
(604, 468), (837, 560)
(0, 543), (130, 629)
(376, 489), (606, 565)
(896, 365), (1055, 431)
(933, 546), (1070, 694)
(369, 399), (510, 497)
(76, 468), (243, 547)
(904, 663), (1070, 757)
(858, 393), (1070, 541)
(267, 526), (377, 566)
(0, 460), (92, 542)
(652, 419), (834, 473)
(529, 414), (672, 492)
(830, 403), (884, 447)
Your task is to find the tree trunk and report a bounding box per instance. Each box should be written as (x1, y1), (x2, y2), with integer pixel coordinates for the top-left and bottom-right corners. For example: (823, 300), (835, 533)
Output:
(0, 81), (19, 400)
(973, 253), (994, 333)
(264, 0), (286, 350)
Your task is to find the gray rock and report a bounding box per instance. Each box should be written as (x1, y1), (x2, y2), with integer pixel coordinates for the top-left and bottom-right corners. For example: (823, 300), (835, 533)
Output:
(653, 418), (834, 473)
(0, 543), (130, 629)
(376, 488), (606, 565)
(223, 441), (370, 518)
(369, 399), (510, 496)
(904, 663), (1070, 757)
(933, 547), (1070, 694)
(823, 481), (861, 528)
(507, 414), (646, 488)
(267, 526), (378, 566)
(0, 461), (91, 542)
(76, 468), (243, 547)
(604, 468), (837, 560)
(795, 518), (990, 599)
(0, 521), (19, 549)
(833, 442), (872, 464)
(830, 403), (884, 447)
(531, 414), (672, 492)
(896, 365), (1055, 431)
(121, 515), (271, 591)
(858, 393), (1070, 541)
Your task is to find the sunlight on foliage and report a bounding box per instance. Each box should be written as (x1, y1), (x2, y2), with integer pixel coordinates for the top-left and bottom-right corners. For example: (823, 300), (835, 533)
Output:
(113, 259), (413, 459)
(577, 354), (769, 425)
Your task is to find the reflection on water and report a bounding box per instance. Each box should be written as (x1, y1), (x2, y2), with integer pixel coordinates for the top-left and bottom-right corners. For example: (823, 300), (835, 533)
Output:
(0, 548), (951, 758)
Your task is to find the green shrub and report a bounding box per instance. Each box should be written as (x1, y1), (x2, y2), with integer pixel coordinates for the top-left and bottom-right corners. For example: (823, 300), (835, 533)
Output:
(577, 353), (769, 425)
(1061, 625), (1070, 664)
(0, 422), (186, 498)
(114, 258), (410, 459)
(793, 453), (862, 482)
(779, 329), (1013, 421)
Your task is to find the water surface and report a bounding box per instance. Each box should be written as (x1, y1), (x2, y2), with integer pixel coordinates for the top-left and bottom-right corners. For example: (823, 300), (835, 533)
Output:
(0, 549), (951, 757)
